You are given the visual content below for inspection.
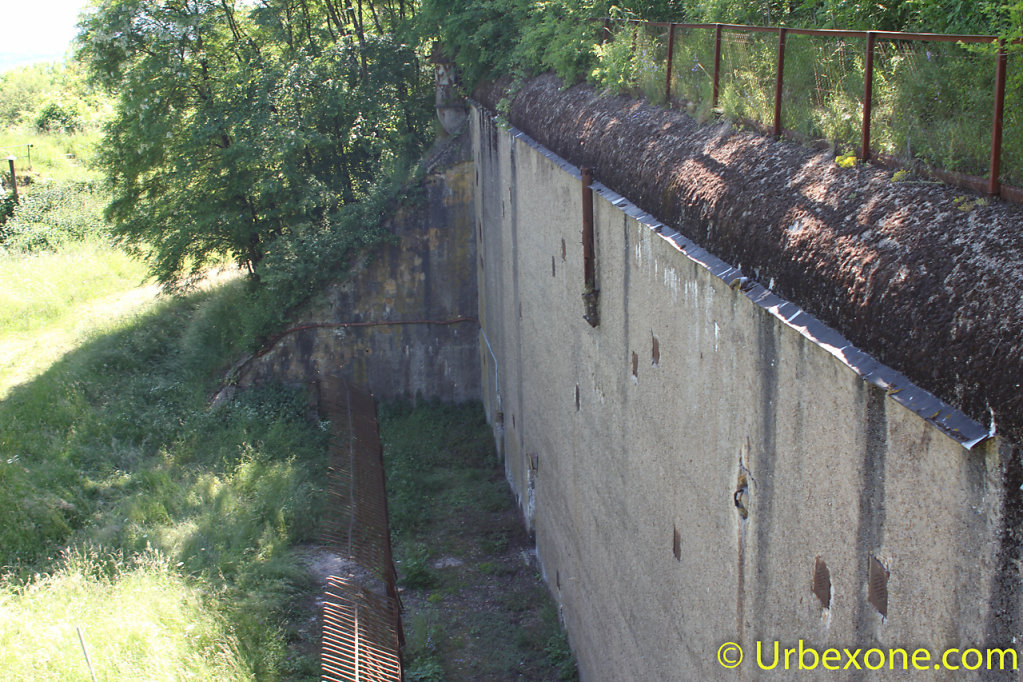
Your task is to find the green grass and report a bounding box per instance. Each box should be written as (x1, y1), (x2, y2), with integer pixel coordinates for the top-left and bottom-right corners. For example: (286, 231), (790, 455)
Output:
(593, 22), (1019, 184)
(0, 241), (151, 395)
(0, 246), (329, 679)
(1, 114), (569, 679)
(0, 127), (102, 183)
(382, 401), (508, 541)
(0, 548), (251, 681)
(0, 127), (154, 395)
(381, 401), (578, 681)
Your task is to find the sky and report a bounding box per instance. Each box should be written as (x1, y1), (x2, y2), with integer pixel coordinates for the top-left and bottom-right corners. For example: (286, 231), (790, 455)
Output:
(0, 0), (91, 71)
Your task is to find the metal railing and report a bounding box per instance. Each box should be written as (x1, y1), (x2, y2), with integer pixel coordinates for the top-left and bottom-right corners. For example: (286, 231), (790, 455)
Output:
(590, 19), (1020, 201)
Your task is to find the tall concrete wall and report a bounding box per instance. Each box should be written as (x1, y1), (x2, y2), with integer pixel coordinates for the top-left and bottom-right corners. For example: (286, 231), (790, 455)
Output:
(236, 150), (480, 403)
(473, 105), (1018, 680)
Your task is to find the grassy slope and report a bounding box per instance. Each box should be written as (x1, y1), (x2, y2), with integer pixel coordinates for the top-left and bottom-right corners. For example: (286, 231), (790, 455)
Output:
(0, 250), (329, 679)
(1, 76), (333, 677)
(1, 115), (573, 679)
(0, 128), (101, 183)
(0, 240), (152, 396)
(0, 256), (578, 680)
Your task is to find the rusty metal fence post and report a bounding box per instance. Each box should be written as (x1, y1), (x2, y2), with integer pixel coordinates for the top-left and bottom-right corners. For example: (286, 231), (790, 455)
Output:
(989, 42), (1007, 197)
(665, 23), (676, 106)
(861, 32), (875, 160)
(773, 27), (787, 138)
(6, 157), (17, 203)
(712, 24), (723, 107)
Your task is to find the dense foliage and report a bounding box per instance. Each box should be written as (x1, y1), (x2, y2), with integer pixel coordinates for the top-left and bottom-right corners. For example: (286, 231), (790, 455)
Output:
(419, 0), (1023, 184)
(0, 62), (111, 242)
(0, 61), (108, 130)
(420, 0), (1023, 91)
(71, 0), (1023, 292)
(0, 180), (107, 251)
(78, 0), (431, 288)
(34, 100), (84, 133)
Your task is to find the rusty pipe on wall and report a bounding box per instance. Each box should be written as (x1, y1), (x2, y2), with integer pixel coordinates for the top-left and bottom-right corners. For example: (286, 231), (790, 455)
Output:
(581, 167), (599, 327)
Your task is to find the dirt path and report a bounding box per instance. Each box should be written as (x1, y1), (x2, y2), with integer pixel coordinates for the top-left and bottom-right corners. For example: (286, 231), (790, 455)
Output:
(0, 282), (161, 396)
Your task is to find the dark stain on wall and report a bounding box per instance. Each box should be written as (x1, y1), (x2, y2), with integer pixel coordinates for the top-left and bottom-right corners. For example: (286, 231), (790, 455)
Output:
(853, 383), (889, 647)
(985, 440), (1023, 674)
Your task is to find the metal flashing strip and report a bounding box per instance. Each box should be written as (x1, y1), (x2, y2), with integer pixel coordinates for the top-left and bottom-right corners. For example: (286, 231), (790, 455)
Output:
(470, 103), (991, 449)
(655, 222), (990, 449)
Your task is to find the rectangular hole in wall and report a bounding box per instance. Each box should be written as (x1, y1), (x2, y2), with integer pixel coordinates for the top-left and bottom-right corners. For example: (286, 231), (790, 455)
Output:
(672, 526), (681, 561)
(652, 334), (660, 367)
(632, 351), (639, 378)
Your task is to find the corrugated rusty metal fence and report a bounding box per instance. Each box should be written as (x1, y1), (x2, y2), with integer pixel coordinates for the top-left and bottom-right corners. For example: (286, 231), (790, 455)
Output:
(591, 19), (1022, 201)
(318, 377), (403, 681)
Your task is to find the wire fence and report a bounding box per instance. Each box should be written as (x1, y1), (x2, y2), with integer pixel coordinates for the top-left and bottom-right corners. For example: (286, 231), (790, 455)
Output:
(0, 144), (33, 174)
(593, 20), (1020, 199)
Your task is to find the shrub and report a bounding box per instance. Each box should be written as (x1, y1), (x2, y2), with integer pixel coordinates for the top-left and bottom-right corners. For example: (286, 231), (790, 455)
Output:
(35, 100), (83, 133)
(0, 180), (106, 252)
(0, 192), (15, 228)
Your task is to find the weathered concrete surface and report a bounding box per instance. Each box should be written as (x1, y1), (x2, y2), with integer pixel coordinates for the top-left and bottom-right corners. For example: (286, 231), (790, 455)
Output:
(236, 143), (480, 402)
(473, 104), (1019, 680)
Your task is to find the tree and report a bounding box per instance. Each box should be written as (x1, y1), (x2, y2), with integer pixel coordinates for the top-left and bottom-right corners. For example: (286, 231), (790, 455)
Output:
(78, 0), (429, 286)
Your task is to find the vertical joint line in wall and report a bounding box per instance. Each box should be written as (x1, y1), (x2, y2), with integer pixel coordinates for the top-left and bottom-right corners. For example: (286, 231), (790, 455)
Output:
(581, 166), (600, 327)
